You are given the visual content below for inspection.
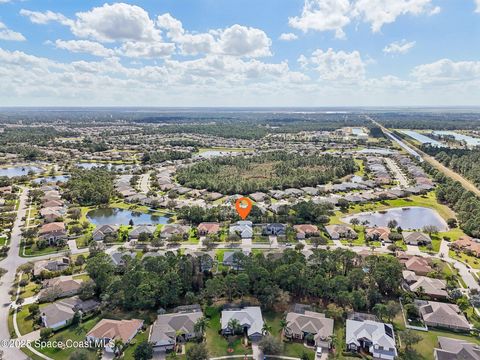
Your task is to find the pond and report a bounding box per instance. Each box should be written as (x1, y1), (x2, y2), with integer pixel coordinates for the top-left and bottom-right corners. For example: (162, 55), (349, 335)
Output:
(0, 166), (43, 178)
(33, 175), (69, 184)
(400, 130), (445, 147)
(87, 208), (170, 226)
(341, 206), (448, 231)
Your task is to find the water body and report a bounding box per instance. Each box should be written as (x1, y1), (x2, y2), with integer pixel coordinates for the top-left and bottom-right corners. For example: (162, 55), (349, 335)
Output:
(0, 166), (43, 178)
(358, 148), (395, 155)
(400, 130), (445, 147)
(33, 175), (69, 184)
(342, 206), (448, 231)
(197, 150), (241, 159)
(433, 131), (480, 147)
(87, 208), (169, 226)
(351, 127), (366, 135)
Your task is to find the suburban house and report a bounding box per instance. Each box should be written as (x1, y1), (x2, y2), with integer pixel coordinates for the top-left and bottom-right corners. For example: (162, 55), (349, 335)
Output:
(284, 310), (334, 349)
(403, 231), (432, 246)
(33, 257), (70, 276)
(38, 222), (67, 244)
(365, 227), (391, 242)
(262, 223), (287, 236)
(324, 224), (357, 240)
(184, 250), (215, 272)
(434, 336), (480, 360)
(229, 221), (253, 239)
(346, 319), (397, 360)
(40, 207), (66, 223)
(149, 308), (203, 351)
(41, 296), (100, 330)
(293, 224), (319, 240)
(403, 256), (433, 276)
(249, 192), (267, 202)
(110, 251), (136, 266)
(39, 276), (83, 302)
(86, 319), (144, 353)
(402, 270), (448, 299)
(417, 300), (472, 331)
(129, 225), (156, 240)
(222, 251), (244, 270)
(160, 224), (190, 240)
(451, 236), (480, 257)
(92, 224), (119, 241)
(42, 199), (64, 208)
(221, 306), (264, 341)
(197, 222), (220, 236)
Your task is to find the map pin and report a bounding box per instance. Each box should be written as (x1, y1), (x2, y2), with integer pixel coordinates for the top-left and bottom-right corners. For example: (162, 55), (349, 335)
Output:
(235, 197), (253, 220)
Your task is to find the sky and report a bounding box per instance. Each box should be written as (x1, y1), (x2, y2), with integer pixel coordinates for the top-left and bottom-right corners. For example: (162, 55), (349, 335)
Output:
(0, 0), (479, 107)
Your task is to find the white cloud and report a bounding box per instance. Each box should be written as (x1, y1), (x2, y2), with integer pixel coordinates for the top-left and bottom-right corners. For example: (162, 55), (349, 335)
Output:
(383, 39), (416, 54)
(279, 33), (298, 41)
(475, 0), (480, 13)
(157, 14), (271, 57)
(289, 0), (439, 36)
(299, 48), (366, 81)
(70, 3), (160, 42)
(54, 40), (115, 57)
(0, 22), (26, 41)
(289, 0), (351, 39)
(412, 59), (480, 83)
(118, 41), (175, 58)
(20, 9), (72, 26)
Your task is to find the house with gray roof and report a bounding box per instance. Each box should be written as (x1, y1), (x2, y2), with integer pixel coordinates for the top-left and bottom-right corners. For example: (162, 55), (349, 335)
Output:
(129, 225), (156, 240)
(160, 224), (190, 240)
(92, 224), (119, 241)
(324, 224), (357, 240)
(221, 306), (264, 341)
(149, 308), (203, 351)
(434, 336), (480, 360)
(110, 251), (136, 266)
(403, 231), (431, 246)
(403, 271), (448, 299)
(345, 319), (397, 360)
(229, 221), (253, 239)
(285, 311), (334, 349)
(417, 300), (472, 331)
(41, 296), (100, 330)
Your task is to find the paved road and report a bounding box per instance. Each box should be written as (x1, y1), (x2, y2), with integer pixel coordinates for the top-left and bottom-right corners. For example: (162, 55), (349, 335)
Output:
(384, 157), (409, 187)
(139, 172), (151, 194)
(0, 187), (30, 359)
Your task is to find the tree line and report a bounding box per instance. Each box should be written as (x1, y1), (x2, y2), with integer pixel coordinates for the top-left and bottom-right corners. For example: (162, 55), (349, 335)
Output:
(64, 168), (115, 206)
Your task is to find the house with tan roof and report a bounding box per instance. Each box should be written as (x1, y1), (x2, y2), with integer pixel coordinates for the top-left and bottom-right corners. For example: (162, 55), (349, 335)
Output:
(39, 275), (83, 302)
(197, 222), (220, 236)
(293, 224), (319, 240)
(451, 236), (480, 257)
(42, 199), (64, 208)
(86, 318), (144, 353)
(38, 222), (67, 244)
(284, 310), (334, 349)
(149, 308), (203, 351)
(365, 227), (391, 242)
(417, 300), (472, 331)
(403, 256), (433, 276)
(402, 270), (448, 299)
(41, 296), (100, 330)
(324, 224), (357, 240)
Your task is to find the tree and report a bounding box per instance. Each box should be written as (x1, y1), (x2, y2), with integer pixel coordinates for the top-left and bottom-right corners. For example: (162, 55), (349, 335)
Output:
(373, 303), (388, 321)
(279, 318), (290, 335)
(193, 317), (210, 338)
(69, 351), (89, 360)
(350, 218), (360, 229)
(85, 252), (115, 294)
(262, 322), (272, 335)
(423, 225), (439, 235)
(28, 303), (39, 316)
(227, 318), (242, 335)
(134, 341), (153, 360)
(385, 301), (401, 322)
(258, 335), (283, 355)
(185, 343), (209, 360)
(400, 330), (422, 350)
(40, 328), (53, 341)
(457, 297), (470, 312)
(387, 219), (398, 230)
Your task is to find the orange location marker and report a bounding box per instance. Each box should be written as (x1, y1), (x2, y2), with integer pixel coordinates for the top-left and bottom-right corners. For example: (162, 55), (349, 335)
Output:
(235, 197), (253, 220)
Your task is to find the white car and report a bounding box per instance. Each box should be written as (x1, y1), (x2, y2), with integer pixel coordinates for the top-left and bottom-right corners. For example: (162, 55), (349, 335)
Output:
(316, 347), (323, 357)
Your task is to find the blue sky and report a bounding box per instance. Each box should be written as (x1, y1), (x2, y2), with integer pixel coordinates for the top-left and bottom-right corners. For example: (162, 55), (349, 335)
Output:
(0, 0), (479, 106)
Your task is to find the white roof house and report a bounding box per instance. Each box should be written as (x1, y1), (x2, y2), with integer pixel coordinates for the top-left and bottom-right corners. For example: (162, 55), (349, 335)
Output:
(346, 319), (397, 360)
(221, 306), (264, 340)
(229, 221), (253, 239)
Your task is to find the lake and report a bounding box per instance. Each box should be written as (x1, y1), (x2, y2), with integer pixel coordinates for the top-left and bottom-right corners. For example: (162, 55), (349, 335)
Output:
(342, 206), (448, 231)
(400, 130), (445, 147)
(0, 166), (43, 178)
(87, 208), (170, 226)
(33, 175), (69, 184)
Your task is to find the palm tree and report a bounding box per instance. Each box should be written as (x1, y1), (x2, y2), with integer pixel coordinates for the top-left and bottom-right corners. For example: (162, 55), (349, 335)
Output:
(279, 318), (291, 337)
(194, 317), (210, 339)
(112, 338), (124, 355)
(261, 323), (272, 335)
(228, 318), (242, 335)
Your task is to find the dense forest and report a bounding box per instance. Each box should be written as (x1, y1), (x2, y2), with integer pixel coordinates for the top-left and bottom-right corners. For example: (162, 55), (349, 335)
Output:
(142, 150), (192, 164)
(176, 152), (356, 194)
(64, 168), (115, 206)
(0, 127), (75, 146)
(373, 112), (480, 130)
(421, 162), (480, 237)
(422, 146), (480, 187)
(86, 248), (402, 312)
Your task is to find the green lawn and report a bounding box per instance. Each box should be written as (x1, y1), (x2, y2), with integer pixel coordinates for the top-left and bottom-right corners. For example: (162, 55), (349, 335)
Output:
(34, 316), (101, 360)
(412, 329), (480, 360)
(16, 306), (36, 335)
(204, 306), (252, 356)
(449, 250), (480, 269)
(123, 326), (149, 359)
